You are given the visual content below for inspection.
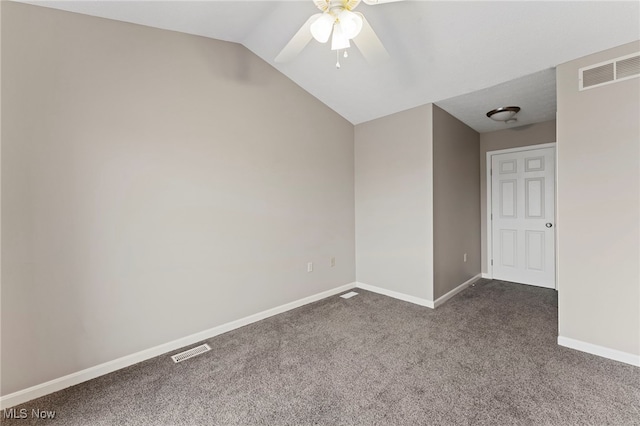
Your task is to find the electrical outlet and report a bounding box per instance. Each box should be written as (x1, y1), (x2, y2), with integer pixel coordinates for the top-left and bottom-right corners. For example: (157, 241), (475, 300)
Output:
(330, 257), (336, 267)
(307, 262), (313, 273)
(463, 253), (467, 263)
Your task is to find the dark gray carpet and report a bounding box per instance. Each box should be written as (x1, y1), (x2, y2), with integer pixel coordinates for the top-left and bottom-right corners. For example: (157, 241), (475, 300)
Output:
(3, 280), (639, 425)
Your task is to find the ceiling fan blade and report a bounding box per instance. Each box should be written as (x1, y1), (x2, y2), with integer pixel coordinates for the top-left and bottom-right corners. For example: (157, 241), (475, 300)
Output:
(362, 0), (404, 5)
(352, 13), (390, 64)
(275, 13), (322, 63)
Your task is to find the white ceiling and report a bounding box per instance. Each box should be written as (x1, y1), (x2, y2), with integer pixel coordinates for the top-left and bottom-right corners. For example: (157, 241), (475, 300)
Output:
(21, 0), (640, 132)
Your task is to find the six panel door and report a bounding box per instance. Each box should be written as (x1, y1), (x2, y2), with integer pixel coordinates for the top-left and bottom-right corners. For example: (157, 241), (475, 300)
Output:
(491, 147), (556, 288)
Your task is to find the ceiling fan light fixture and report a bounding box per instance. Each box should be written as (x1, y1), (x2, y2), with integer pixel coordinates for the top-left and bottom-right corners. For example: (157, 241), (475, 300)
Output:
(310, 13), (335, 43)
(275, 0), (399, 65)
(486, 106), (521, 122)
(337, 9), (363, 39)
(331, 23), (351, 50)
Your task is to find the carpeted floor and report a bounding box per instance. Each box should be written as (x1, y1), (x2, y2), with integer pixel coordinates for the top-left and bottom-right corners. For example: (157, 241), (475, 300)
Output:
(3, 280), (639, 425)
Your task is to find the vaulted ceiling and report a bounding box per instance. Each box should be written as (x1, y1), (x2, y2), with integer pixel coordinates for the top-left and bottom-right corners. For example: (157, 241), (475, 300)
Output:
(21, 0), (640, 132)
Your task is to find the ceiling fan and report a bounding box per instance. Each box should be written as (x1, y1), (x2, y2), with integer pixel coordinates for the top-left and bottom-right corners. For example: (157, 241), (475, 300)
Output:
(275, 0), (404, 67)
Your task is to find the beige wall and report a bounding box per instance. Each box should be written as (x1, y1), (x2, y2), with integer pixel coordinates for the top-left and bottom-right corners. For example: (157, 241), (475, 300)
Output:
(1, 2), (355, 396)
(557, 41), (640, 356)
(479, 120), (556, 274)
(355, 105), (434, 300)
(432, 106), (480, 299)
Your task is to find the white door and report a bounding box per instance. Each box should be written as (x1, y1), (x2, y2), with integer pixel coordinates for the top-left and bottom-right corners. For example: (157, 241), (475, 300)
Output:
(491, 147), (555, 288)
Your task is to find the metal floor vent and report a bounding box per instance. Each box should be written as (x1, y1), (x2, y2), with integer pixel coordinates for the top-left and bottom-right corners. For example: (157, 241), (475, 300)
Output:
(579, 52), (640, 90)
(171, 344), (211, 363)
(340, 291), (359, 299)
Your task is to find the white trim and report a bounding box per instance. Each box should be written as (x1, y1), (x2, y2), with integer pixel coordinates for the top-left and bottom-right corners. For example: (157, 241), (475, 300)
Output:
(486, 143), (557, 158)
(558, 336), (640, 367)
(355, 282), (434, 309)
(485, 143), (557, 285)
(433, 274), (481, 308)
(0, 282), (357, 409)
(553, 111), (562, 292)
(485, 151), (492, 278)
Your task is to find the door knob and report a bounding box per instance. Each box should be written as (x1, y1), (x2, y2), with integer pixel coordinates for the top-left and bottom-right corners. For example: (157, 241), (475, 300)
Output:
(545, 223), (553, 228)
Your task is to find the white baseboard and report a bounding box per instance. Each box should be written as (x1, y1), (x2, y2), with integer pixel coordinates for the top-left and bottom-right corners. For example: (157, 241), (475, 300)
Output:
(433, 274), (481, 308)
(355, 275), (481, 310)
(558, 336), (640, 367)
(481, 273), (492, 279)
(355, 282), (435, 308)
(0, 282), (357, 410)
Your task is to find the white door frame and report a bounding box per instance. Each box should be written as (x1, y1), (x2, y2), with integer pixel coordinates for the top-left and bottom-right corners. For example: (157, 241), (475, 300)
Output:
(486, 142), (558, 289)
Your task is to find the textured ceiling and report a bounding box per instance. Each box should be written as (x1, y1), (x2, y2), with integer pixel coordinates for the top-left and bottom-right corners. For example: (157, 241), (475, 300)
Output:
(437, 68), (558, 134)
(21, 0), (640, 132)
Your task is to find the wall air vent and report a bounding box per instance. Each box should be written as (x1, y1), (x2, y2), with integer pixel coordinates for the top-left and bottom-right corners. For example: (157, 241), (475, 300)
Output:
(616, 55), (640, 79)
(171, 344), (211, 363)
(579, 52), (640, 91)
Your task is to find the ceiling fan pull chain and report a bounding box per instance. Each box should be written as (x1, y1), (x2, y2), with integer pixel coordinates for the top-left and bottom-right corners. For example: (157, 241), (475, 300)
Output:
(336, 49), (341, 69)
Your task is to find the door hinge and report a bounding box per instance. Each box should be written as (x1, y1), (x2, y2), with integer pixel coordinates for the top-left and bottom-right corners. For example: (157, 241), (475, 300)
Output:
(490, 168), (493, 176)
(491, 259), (493, 265)
(491, 213), (493, 220)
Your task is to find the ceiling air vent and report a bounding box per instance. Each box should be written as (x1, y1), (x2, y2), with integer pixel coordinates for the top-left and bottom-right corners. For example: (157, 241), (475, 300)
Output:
(579, 52), (640, 91)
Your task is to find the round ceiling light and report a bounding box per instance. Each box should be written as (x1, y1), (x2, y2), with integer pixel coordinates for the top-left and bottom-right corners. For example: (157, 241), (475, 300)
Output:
(486, 106), (521, 123)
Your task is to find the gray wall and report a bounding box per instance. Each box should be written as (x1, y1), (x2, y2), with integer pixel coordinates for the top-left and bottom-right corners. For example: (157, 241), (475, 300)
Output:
(432, 106), (480, 299)
(557, 41), (640, 356)
(355, 105), (434, 300)
(479, 121), (556, 275)
(1, 2), (355, 395)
